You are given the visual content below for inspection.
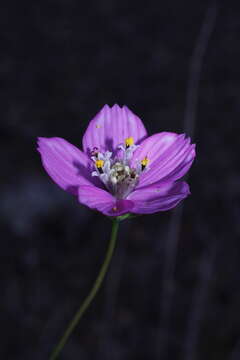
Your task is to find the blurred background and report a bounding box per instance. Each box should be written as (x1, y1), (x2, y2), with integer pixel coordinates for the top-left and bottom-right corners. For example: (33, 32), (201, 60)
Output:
(1, 1), (240, 359)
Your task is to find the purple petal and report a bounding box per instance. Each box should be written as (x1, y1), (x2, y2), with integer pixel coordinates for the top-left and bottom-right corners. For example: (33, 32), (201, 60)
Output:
(128, 181), (190, 214)
(37, 137), (97, 195)
(130, 132), (195, 187)
(82, 104), (147, 155)
(78, 185), (134, 216)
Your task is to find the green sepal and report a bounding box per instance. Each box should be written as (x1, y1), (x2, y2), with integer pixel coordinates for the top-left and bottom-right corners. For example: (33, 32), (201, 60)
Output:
(109, 213), (141, 222)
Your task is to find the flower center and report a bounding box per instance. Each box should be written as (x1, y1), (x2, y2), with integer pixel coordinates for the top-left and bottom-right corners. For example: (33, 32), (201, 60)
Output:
(91, 138), (149, 199)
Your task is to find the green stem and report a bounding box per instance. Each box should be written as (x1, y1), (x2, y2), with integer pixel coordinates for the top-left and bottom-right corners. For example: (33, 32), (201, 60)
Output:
(49, 218), (120, 360)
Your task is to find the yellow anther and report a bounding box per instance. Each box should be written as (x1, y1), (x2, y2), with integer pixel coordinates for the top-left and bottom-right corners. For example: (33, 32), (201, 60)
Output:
(125, 137), (134, 148)
(112, 206), (117, 212)
(141, 157), (149, 169)
(95, 159), (104, 169)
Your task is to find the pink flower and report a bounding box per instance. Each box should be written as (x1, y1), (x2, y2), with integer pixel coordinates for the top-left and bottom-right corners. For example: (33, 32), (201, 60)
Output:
(37, 105), (195, 217)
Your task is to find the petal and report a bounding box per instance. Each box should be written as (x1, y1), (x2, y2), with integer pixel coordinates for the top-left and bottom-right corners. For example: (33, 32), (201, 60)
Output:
(130, 132), (195, 187)
(78, 185), (134, 216)
(128, 181), (190, 214)
(37, 137), (97, 195)
(82, 104), (147, 155)
(155, 146), (196, 183)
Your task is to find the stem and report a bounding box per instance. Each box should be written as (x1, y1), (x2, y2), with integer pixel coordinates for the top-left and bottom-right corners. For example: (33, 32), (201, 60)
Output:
(49, 218), (120, 360)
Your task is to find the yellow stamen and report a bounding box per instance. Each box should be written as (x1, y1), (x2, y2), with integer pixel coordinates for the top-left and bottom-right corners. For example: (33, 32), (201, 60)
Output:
(141, 157), (149, 169)
(125, 137), (134, 148)
(95, 159), (104, 169)
(112, 206), (117, 211)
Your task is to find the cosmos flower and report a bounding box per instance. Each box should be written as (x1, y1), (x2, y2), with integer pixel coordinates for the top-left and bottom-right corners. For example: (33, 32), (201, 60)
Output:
(37, 104), (195, 217)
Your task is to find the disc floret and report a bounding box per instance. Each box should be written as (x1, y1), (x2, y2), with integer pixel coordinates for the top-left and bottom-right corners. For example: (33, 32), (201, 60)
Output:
(91, 137), (149, 199)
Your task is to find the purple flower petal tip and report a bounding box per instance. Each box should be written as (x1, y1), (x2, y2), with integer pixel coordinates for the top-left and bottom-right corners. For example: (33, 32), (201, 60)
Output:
(128, 181), (190, 214)
(82, 104), (148, 155)
(37, 105), (195, 216)
(37, 136), (99, 195)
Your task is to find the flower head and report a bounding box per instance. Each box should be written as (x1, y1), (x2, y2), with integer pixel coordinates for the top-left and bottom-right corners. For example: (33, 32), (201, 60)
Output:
(37, 104), (195, 216)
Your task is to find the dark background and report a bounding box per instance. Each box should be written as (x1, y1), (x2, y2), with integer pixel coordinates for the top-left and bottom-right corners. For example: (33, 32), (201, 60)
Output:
(1, 1), (240, 359)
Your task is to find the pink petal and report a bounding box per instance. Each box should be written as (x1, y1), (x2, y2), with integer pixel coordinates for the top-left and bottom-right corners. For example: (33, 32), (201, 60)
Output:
(78, 185), (134, 216)
(82, 104), (147, 155)
(37, 137), (97, 195)
(128, 181), (190, 214)
(130, 132), (195, 187)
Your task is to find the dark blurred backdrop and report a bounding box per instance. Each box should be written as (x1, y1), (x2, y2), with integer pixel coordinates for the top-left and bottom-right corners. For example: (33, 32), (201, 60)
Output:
(1, 1), (240, 359)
